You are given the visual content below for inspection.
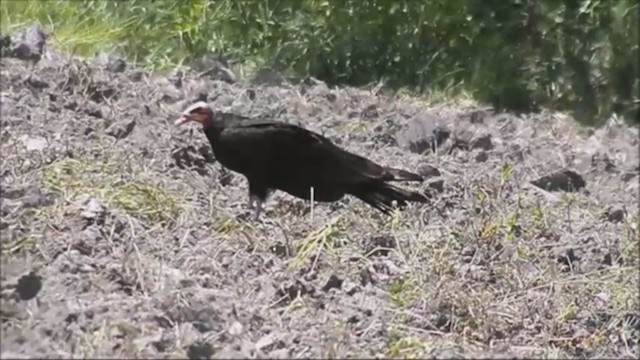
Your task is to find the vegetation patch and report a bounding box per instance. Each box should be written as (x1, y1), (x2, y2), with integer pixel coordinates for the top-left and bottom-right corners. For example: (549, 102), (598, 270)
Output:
(40, 156), (180, 225)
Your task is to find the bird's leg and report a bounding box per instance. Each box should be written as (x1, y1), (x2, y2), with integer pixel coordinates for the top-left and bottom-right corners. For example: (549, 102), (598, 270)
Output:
(248, 193), (258, 209)
(252, 199), (264, 221)
(248, 180), (268, 222)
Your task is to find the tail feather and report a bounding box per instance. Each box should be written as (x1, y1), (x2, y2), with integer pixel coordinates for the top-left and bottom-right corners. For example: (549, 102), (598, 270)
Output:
(350, 182), (429, 214)
(384, 167), (423, 182)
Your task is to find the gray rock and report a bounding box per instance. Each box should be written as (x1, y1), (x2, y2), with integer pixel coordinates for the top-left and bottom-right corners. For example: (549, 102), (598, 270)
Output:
(251, 67), (284, 86)
(19, 135), (47, 152)
(186, 341), (215, 359)
(322, 274), (344, 292)
(0, 33), (11, 55)
(417, 164), (441, 178)
(396, 113), (450, 154)
(106, 119), (136, 139)
(96, 51), (126, 73)
(428, 179), (445, 193)
(191, 54), (236, 84)
(14, 271), (42, 300)
(621, 171), (637, 182)
(606, 207), (625, 223)
(21, 186), (52, 209)
(475, 151), (489, 162)
(9, 23), (46, 61)
(81, 198), (106, 224)
(470, 133), (494, 150)
(531, 170), (586, 192)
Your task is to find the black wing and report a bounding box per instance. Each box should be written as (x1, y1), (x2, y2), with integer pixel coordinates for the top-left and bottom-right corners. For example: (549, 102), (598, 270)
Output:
(217, 121), (393, 185)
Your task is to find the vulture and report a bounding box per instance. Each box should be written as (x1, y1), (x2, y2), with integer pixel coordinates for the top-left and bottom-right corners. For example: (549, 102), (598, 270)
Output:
(175, 101), (429, 220)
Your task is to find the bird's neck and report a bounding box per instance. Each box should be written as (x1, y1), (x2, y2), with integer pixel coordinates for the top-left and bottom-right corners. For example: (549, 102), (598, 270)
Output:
(203, 124), (222, 146)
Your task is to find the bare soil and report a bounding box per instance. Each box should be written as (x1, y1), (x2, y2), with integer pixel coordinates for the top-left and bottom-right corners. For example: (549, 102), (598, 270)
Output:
(1, 43), (639, 359)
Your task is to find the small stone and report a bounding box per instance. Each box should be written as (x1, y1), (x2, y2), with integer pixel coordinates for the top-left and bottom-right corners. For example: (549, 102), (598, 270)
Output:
(455, 263), (496, 283)
(475, 151), (489, 162)
(470, 134), (493, 150)
(9, 23), (46, 61)
(19, 135), (47, 152)
(594, 291), (610, 304)
(268, 348), (291, 359)
(228, 321), (243, 336)
(342, 280), (360, 296)
(508, 144), (525, 161)
(21, 186), (52, 209)
(270, 242), (289, 258)
(396, 113), (451, 154)
(81, 198), (106, 225)
(186, 341), (215, 360)
(82, 225), (103, 243)
(621, 171), (637, 182)
(322, 275), (343, 292)
(97, 51), (126, 73)
(15, 271), (42, 300)
(0, 33), (11, 55)
(461, 245), (476, 258)
(221, 256), (233, 268)
(531, 170), (586, 192)
(606, 208), (625, 223)
(375, 258), (403, 276)
(591, 152), (616, 173)
(78, 264), (95, 273)
(417, 164), (441, 178)
(26, 75), (48, 89)
(255, 332), (278, 351)
(428, 179), (444, 193)
(555, 248), (580, 269)
(106, 119), (136, 140)
(191, 55), (236, 84)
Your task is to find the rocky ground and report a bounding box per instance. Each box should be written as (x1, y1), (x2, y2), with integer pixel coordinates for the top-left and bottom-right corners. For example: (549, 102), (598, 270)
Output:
(1, 24), (639, 359)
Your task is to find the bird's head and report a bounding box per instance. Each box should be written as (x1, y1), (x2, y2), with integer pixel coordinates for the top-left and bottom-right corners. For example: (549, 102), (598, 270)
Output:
(175, 101), (213, 127)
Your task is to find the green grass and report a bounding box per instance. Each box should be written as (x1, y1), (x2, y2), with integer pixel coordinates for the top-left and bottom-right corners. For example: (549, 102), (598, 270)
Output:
(2, 0), (637, 124)
(0, 0), (247, 72)
(2, 1), (131, 61)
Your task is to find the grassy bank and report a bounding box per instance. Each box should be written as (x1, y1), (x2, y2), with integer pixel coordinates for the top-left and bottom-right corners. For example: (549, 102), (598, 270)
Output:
(2, 0), (638, 125)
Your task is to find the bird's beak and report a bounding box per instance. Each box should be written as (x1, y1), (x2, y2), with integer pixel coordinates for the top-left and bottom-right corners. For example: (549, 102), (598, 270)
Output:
(174, 114), (191, 126)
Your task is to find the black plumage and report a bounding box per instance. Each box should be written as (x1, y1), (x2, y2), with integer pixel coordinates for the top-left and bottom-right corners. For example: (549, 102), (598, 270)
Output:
(175, 101), (429, 219)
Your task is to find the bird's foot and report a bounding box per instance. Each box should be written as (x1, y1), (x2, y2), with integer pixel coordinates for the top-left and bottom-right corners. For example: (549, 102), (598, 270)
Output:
(236, 199), (265, 223)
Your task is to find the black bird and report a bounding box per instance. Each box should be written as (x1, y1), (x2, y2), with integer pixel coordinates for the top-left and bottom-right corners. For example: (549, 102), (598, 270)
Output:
(175, 101), (429, 220)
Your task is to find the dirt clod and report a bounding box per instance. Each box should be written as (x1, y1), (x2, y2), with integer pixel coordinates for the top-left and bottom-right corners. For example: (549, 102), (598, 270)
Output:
(19, 186), (52, 209)
(14, 271), (42, 300)
(470, 133), (494, 150)
(186, 341), (215, 360)
(531, 169), (586, 192)
(606, 207), (626, 223)
(474, 150), (488, 162)
(322, 274), (343, 292)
